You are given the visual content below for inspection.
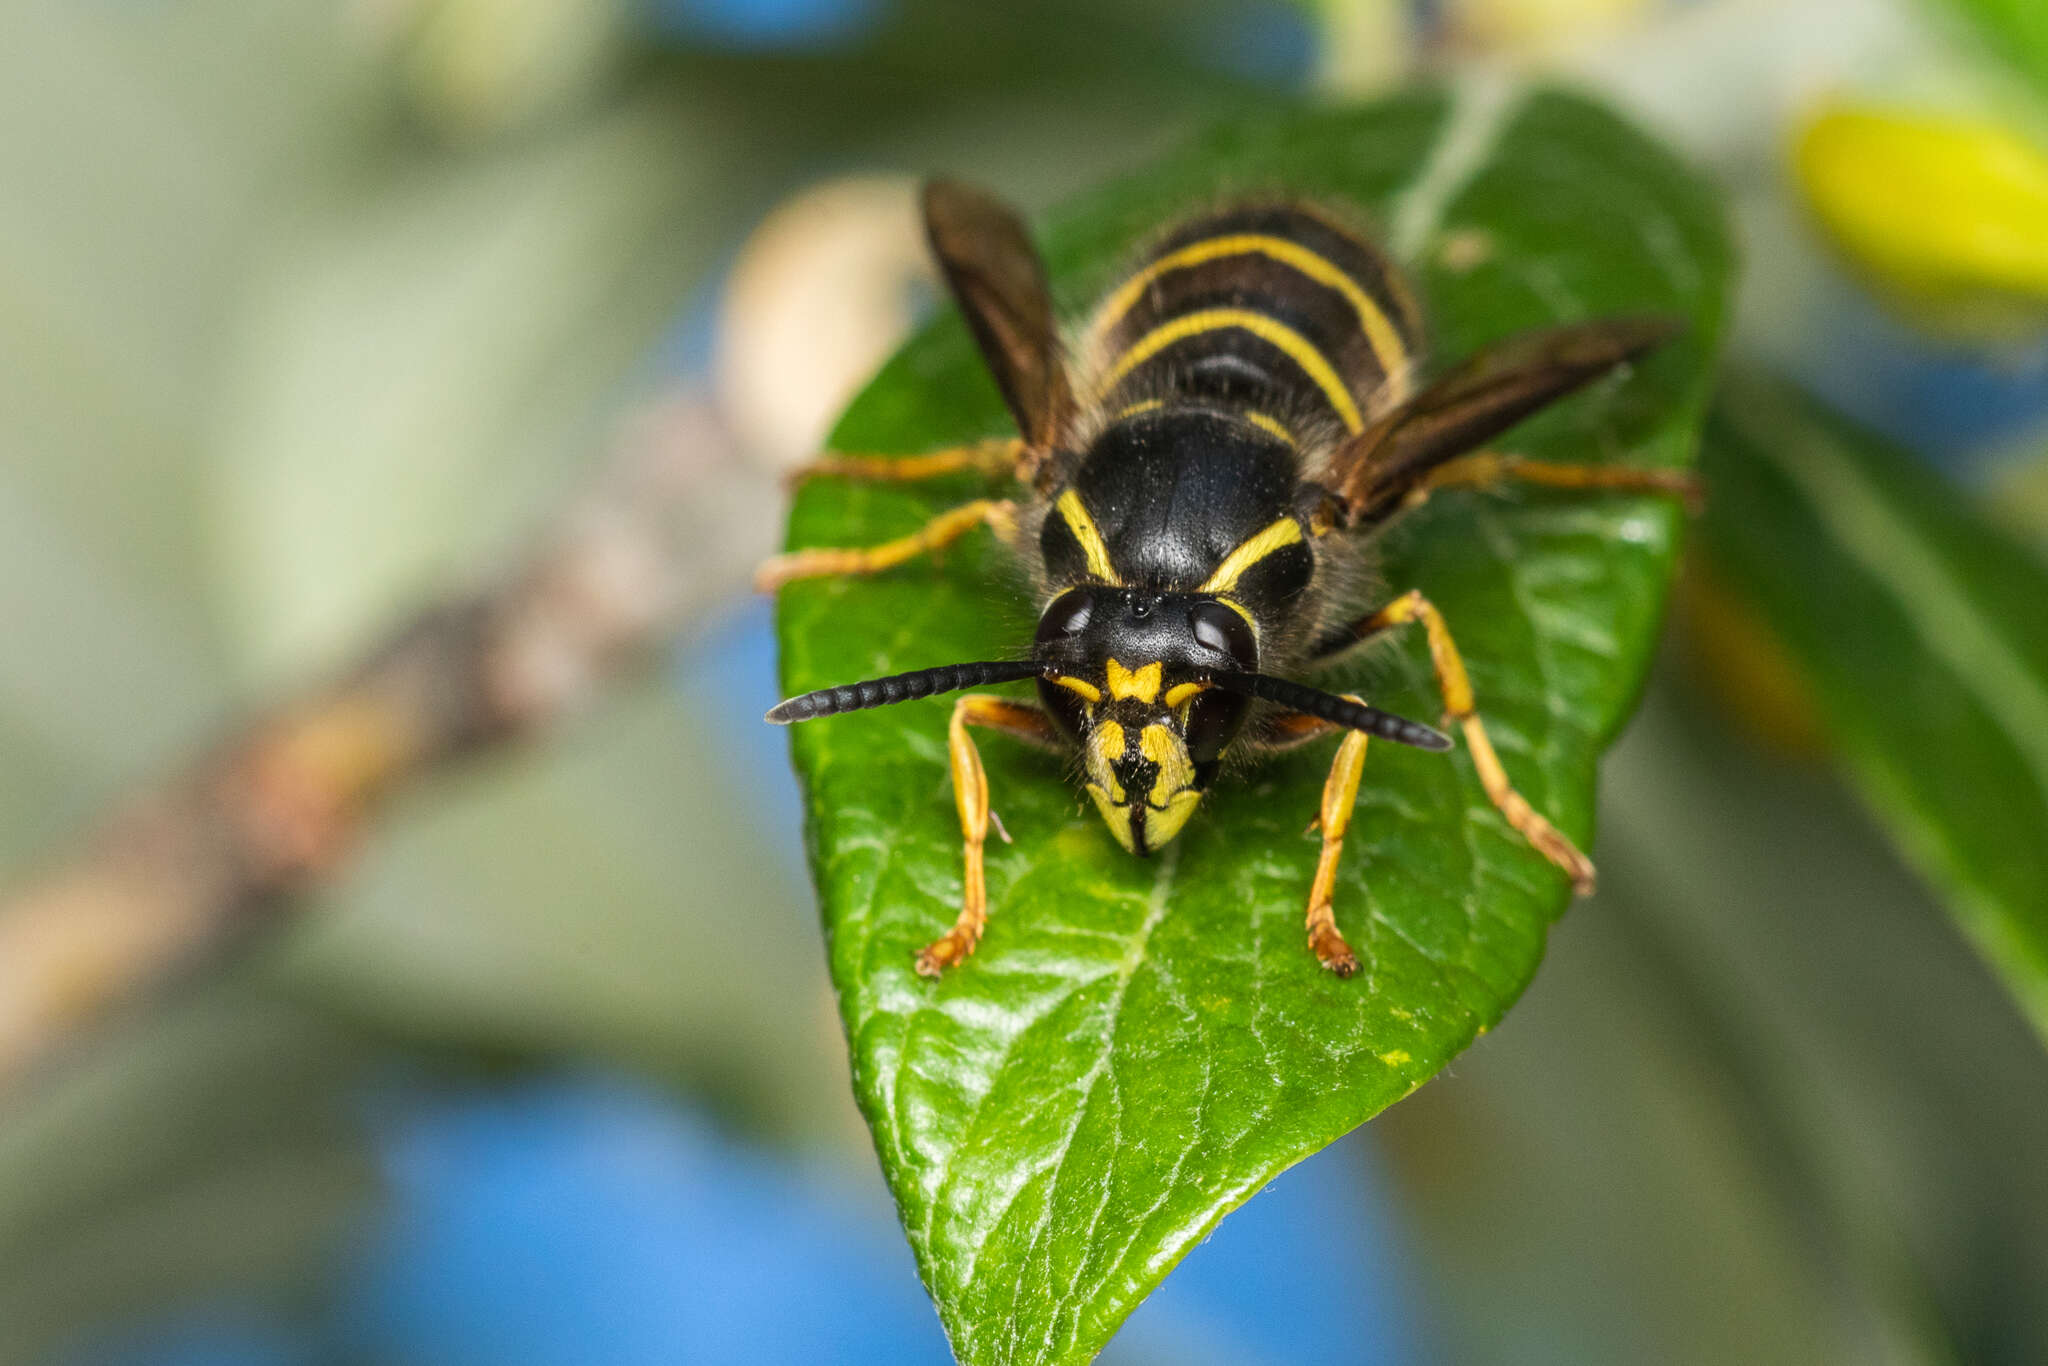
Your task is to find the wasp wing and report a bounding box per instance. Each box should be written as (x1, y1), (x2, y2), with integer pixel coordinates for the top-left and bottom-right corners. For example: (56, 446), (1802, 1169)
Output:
(923, 179), (1077, 457)
(1328, 316), (1681, 527)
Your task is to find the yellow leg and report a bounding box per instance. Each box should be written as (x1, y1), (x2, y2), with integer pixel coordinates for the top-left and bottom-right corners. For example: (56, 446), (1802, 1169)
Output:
(1369, 590), (1598, 894)
(755, 498), (1017, 592)
(1416, 450), (1702, 514)
(916, 696), (1057, 977)
(1304, 699), (1372, 977)
(786, 437), (1024, 486)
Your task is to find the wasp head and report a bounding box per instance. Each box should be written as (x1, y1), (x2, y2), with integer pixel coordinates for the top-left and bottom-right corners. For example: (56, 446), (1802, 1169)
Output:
(1031, 586), (1259, 855)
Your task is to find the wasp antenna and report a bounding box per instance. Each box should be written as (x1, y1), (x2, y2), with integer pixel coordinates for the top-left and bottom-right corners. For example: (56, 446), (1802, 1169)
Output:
(767, 660), (1050, 724)
(1210, 672), (1453, 752)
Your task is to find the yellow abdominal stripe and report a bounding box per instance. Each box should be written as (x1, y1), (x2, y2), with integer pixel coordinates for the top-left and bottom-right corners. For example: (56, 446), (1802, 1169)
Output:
(1244, 411), (1294, 446)
(1091, 233), (1410, 398)
(1099, 309), (1364, 434)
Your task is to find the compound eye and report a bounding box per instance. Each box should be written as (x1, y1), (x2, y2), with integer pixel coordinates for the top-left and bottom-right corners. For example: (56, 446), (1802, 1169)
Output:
(1188, 600), (1255, 667)
(1035, 588), (1094, 646)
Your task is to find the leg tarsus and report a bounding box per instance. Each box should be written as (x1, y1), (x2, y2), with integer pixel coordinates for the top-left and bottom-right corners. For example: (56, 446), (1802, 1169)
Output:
(1305, 706), (1371, 976)
(756, 498), (1016, 593)
(1460, 718), (1597, 894)
(914, 696), (1056, 976)
(1307, 907), (1360, 977)
(1372, 589), (1597, 894)
(1422, 449), (1703, 515)
(786, 437), (1026, 488)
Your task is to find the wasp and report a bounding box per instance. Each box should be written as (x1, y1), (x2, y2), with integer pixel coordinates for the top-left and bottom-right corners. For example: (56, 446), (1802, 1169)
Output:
(762, 180), (1692, 978)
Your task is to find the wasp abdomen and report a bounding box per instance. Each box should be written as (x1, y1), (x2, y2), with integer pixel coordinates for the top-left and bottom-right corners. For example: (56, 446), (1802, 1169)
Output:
(1087, 203), (1424, 439)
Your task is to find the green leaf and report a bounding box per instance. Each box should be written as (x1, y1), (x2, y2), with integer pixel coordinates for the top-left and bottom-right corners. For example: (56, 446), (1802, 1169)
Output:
(1698, 371), (2048, 1042)
(1937, 0), (2048, 95)
(777, 84), (1730, 1365)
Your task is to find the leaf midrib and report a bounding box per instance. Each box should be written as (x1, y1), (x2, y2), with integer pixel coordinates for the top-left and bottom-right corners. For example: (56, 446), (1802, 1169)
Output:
(787, 83), (1730, 1366)
(912, 844), (1187, 1361)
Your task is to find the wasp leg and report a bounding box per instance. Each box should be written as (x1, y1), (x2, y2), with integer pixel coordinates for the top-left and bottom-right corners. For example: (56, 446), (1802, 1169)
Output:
(1369, 589), (1596, 893)
(1409, 450), (1702, 514)
(1255, 699), (1407, 973)
(916, 695), (1060, 977)
(786, 436), (1026, 487)
(755, 498), (1017, 592)
(1302, 699), (1373, 976)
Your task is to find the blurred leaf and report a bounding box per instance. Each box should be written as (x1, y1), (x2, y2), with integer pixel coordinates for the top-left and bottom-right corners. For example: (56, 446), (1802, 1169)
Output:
(1990, 440), (2048, 549)
(777, 85), (1729, 1364)
(1381, 671), (2048, 1366)
(1699, 371), (2048, 1043)
(1793, 103), (2048, 336)
(1940, 0), (2048, 95)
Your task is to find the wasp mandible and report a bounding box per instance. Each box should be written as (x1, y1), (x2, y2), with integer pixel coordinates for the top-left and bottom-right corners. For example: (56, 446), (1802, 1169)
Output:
(764, 180), (1693, 978)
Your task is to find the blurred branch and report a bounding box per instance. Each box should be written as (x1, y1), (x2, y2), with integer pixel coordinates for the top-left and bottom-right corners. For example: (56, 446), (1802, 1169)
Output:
(0, 391), (774, 1091)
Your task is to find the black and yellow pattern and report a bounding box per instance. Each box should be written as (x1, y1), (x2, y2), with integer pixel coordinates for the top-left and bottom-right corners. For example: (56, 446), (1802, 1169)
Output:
(762, 178), (1690, 978)
(1088, 203), (1425, 437)
(1033, 202), (1432, 661)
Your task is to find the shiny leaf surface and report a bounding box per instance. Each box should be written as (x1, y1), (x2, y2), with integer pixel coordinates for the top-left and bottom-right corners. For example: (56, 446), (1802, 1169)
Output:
(777, 84), (1730, 1364)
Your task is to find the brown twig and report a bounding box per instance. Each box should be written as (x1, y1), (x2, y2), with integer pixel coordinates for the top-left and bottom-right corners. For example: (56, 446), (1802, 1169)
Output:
(0, 389), (776, 1089)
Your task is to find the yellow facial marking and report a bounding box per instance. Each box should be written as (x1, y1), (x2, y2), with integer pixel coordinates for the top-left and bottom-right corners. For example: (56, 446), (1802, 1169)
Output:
(1090, 234), (1411, 400)
(1089, 719), (1128, 793)
(1145, 789), (1203, 848)
(1098, 309), (1365, 434)
(1200, 517), (1304, 594)
(1117, 398), (1165, 419)
(1139, 724), (1193, 806)
(1162, 681), (1207, 708)
(1055, 488), (1121, 585)
(1052, 675), (1102, 703)
(1087, 785), (1138, 853)
(1105, 658), (1163, 704)
(1083, 718), (1205, 854)
(1083, 717), (1133, 847)
(1244, 411), (1295, 446)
